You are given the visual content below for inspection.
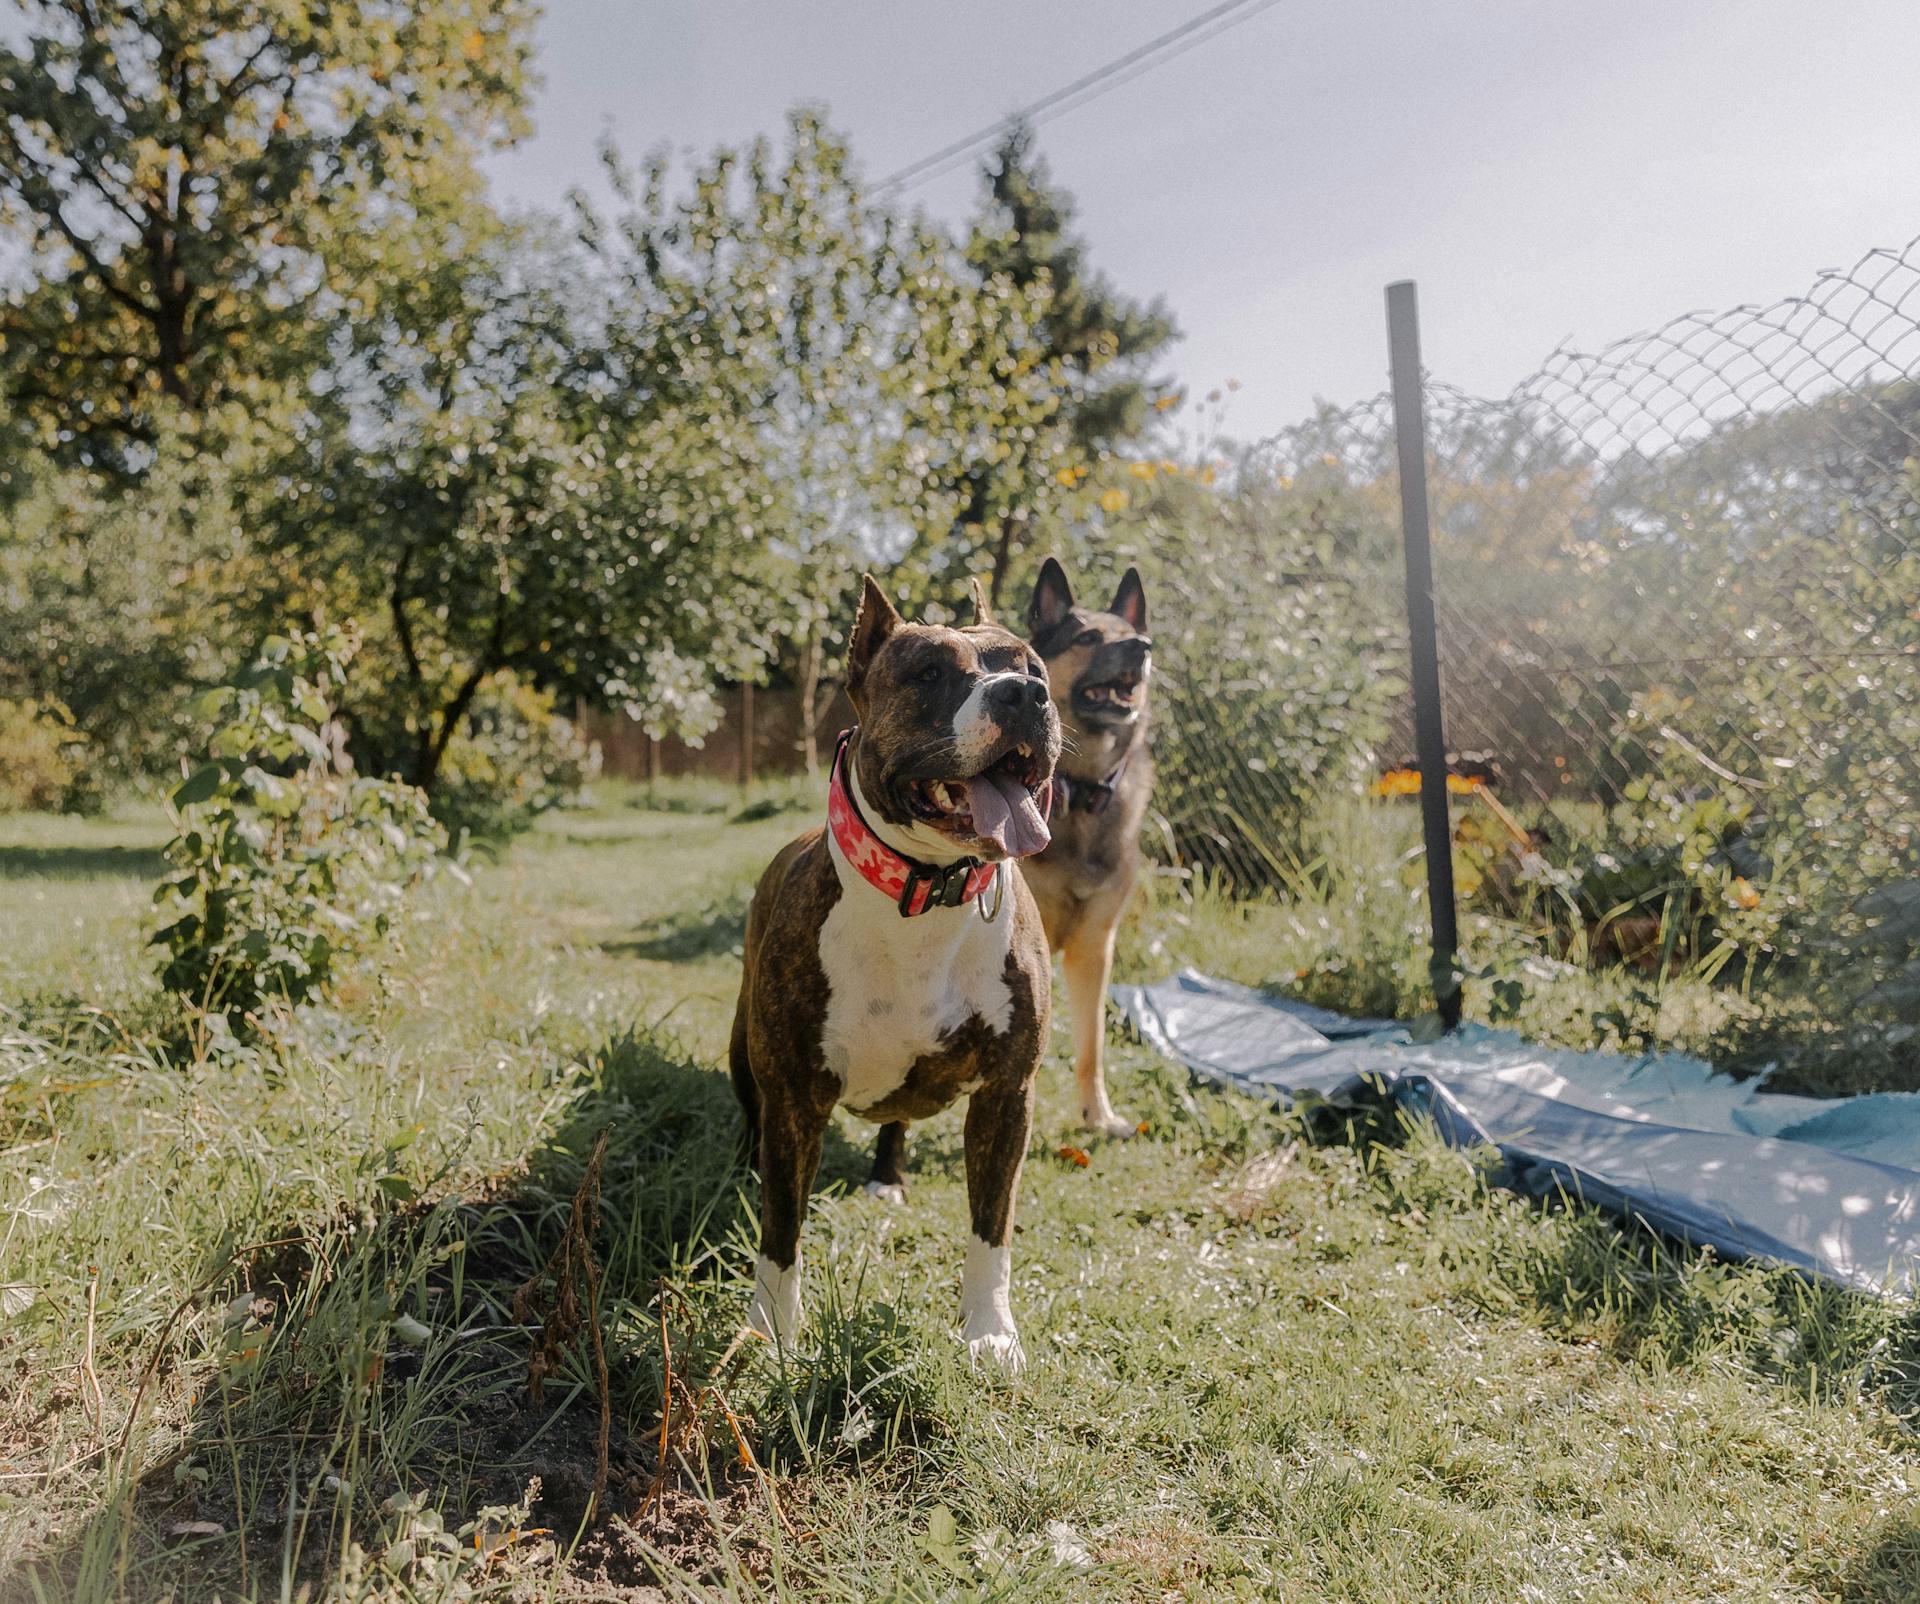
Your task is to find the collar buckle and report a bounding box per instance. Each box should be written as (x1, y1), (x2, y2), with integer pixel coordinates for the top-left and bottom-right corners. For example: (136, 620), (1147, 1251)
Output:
(898, 857), (981, 917)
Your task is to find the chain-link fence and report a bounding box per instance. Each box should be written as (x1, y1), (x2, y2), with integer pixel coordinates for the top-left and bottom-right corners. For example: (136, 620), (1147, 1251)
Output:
(1145, 237), (1920, 1093)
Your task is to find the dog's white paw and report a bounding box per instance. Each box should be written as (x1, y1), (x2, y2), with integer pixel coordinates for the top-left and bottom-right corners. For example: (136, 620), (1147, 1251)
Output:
(746, 1254), (802, 1346)
(1083, 1107), (1139, 1139)
(958, 1236), (1024, 1375)
(862, 1179), (908, 1206)
(963, 1322), (1027, 1376)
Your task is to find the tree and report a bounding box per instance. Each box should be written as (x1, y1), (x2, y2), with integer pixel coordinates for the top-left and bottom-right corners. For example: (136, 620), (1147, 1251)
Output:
(0, 0), (534, 472)
(962, 123), (1179, 602)
(635, 113), (917, 776)
(576, 112), (1085, 776)
(266, 205), (779, 791)
(879, 211), (1080, 612)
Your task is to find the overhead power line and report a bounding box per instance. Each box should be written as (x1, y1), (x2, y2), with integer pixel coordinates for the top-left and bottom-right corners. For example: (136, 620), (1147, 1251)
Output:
(874, 0), (1290, 196)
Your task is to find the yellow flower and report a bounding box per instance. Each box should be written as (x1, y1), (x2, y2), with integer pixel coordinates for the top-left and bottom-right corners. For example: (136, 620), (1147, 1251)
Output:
(1275, 474), (1294, 490)
(1055, 467), (1078, 487)
(1099, 488), (1129, 515)
(1127, 460), (1156, 481)
(1153, 395), (1179, 412)
(462, 28), (486, 60)
(1369, 768), (1482, 797)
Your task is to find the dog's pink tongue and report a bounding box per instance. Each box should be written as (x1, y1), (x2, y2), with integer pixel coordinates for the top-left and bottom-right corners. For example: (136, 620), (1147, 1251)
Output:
(965, 772), (1051, 858)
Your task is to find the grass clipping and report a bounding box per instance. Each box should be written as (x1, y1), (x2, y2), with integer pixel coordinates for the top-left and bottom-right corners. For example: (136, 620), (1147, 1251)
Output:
(512, 1129), (612, 1509)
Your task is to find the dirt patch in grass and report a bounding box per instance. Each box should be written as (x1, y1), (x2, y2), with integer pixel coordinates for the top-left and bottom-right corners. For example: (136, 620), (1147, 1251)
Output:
(561, 1480), (772, 1600)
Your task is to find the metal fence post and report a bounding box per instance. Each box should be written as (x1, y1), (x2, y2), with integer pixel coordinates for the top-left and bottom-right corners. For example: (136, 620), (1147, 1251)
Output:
(1386, 280), (1461, 1029)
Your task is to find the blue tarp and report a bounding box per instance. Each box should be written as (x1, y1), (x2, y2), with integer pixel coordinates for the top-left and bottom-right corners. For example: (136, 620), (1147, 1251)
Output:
(1115, 970), (1920, 1295)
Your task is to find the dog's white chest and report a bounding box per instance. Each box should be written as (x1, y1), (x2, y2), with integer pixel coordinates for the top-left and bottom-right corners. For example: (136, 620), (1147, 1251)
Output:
(819, 846), (1014, 1113)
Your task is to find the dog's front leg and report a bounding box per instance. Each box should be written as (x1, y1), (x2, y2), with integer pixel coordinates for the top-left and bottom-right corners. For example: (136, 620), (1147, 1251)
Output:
(747, 1093), (824, 1348)
(1063, 921), (1135, 1138)
(959, 1081), (1033, 1375)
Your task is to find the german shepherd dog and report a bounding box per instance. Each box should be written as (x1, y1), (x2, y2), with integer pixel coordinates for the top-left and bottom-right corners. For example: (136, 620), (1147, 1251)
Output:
(1018, 557), (1153, 1136)
(865, 558), (1152, 1202)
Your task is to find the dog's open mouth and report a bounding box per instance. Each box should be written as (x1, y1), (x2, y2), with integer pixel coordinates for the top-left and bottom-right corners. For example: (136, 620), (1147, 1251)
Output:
(908, 743), (1052, 857)
(1074, 675), (1143, 720)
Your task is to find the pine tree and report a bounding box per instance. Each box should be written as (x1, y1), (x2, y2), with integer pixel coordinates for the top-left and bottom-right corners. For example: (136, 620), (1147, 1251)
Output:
(964, 122), (1179, 601)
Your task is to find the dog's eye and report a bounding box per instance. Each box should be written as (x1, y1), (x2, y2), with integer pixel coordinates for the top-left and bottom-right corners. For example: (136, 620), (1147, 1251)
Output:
(1074, 629), (1102, 647)
(1027, 656), (1045, 678)
(915, 662), (943, 686)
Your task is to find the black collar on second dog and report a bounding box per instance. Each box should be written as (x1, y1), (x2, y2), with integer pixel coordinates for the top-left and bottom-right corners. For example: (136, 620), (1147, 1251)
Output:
(1049, 743), (1136, 818)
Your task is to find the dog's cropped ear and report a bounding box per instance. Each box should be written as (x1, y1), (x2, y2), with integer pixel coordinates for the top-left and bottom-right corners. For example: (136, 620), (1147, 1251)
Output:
(1110, 566), (1148, 634)
(967, 575), (995, 627)
(846, 573), (904, 699)
(1028, 556), (1075, 636)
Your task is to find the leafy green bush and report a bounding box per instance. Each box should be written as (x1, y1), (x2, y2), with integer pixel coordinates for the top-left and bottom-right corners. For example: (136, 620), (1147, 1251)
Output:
(428, 672), (600, 845)
(152, 625), (446, 1024)
(0, 696), (97, 813)
(1085, 457), (1405, 888)
(1468, 787), (1778, 978)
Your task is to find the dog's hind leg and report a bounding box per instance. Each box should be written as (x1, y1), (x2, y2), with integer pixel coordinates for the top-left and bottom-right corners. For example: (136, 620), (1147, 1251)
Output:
(728, 1000), (760, 1169)
(1062, 919), (1135, 1138)
(958, 1082), (1034, 1374)
(865, 1121), (910, 1205)
(746, 1094), (824, 1348)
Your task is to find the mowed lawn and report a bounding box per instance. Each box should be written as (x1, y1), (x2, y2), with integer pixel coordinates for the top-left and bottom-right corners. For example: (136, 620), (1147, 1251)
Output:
(3, 786), (1920, 1603)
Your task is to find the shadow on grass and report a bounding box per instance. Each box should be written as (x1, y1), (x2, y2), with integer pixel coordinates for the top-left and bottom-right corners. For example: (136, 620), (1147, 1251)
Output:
(17, 1027), (870, 1602)
(1836, 1516), (1920, 1603)
(600, 896), (749, 963)
(0, 843), (167, 881)
(554, 829), (654, 850)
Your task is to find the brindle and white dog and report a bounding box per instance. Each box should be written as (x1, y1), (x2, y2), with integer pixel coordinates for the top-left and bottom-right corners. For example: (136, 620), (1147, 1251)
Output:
(866, 557), (1154, 1196)
(729, 575), (1060, 1370)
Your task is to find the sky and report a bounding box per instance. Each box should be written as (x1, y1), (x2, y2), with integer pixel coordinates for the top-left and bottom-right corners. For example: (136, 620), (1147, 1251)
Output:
(485, 0), (1920, 443)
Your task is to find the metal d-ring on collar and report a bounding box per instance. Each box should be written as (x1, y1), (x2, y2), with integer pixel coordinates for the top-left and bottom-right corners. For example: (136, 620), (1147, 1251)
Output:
(976, 863), (1006, 924)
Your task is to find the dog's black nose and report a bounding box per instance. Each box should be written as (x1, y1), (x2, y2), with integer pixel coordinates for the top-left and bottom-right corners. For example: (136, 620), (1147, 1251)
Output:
(987, 676), (1047, 711)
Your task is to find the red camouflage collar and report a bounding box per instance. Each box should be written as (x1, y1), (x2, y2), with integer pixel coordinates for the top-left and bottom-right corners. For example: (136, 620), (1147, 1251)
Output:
(827, 729), (1000, 917)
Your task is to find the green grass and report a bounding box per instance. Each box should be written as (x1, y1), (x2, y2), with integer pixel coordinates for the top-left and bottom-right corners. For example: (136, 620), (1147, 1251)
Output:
(0, 803), (173, 1000)
(3, 780), (1920, 1602)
